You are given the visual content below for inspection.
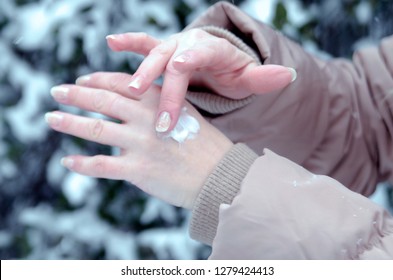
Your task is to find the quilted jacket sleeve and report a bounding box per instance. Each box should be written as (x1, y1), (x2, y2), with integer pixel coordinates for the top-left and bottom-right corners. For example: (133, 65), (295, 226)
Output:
(208, 148), (393, 259)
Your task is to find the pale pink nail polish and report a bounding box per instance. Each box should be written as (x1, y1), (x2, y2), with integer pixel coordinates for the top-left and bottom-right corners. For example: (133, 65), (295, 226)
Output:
(61, 157), (74, 169)
(45, 112), (63, 126)
(128, 76), (142, 90)
(156, 111), (171, 133)
(75, 75), (91, 85)
(50, 86), (69, 101)
(287, 67), (297, 83)
(106, 34), (117, 40)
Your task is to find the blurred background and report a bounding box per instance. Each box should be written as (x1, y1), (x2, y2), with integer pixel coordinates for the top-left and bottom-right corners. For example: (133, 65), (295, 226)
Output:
(1, 0), (392, 260)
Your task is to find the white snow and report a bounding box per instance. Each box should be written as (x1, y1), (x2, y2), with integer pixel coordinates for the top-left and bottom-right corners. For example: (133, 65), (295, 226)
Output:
(19, 203), (138, 259)
(140, 197), (177, 225)
(355, 1), (372, 25)
(240, 0), (278, 25)
(369, 183), (393, 212)
(61, 172), (97, 207)
(284, 0), (314, 28)
(4, 63), (52, 143)
(0, 231), (13, 248)
(46, 150), (67, 187)
(137, 225), (202, 259)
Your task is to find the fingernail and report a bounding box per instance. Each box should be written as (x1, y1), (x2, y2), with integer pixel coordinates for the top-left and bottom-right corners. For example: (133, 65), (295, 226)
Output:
(61, 157), (74, 169)
(287, 67), (297, 83)
(76, 75), (91, 85)
(128, 76), (142, 90)
(174, 54), (188, 63)
(50, 86), (69, 100)
(156, 111), (171, 133)
(106, 34), (117, 40)
(45, 112), (63, 126)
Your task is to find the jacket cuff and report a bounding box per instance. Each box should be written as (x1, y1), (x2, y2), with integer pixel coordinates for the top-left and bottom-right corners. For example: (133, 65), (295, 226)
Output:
(189, 143), (258, 245)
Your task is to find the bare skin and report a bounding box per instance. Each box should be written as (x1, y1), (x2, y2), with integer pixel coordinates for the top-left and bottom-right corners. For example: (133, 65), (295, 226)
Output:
(106, 29), (296, 132)
(46, 72), (233, 209)
(46, 29), (296, 209)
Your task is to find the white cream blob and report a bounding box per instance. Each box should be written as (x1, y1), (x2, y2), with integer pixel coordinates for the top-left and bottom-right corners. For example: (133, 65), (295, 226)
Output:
(162, 107), (200, 143)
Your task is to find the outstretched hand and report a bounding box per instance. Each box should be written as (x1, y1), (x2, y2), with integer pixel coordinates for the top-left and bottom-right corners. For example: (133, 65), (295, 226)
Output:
(106, 29), (296, 132)
(46, 72), (233, 209)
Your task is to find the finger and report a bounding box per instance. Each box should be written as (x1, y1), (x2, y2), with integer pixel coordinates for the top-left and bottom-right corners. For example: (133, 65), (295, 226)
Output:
(45, 111), (130, 148)
(61, 154), (130, 181)
(50, 84), (138, 121)
(106, 32), (161, 55)
(155, 71), (190, 132)
(154, 40), (230, 132)
(240, 65), (297, 94)
(127, 39), (177, 94)
(75, 72), (140, 99)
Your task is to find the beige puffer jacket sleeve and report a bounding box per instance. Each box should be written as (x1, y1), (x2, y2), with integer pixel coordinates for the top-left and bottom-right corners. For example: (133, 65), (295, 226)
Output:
(209, 148), (393, 259)
(185, 2), (393, 259)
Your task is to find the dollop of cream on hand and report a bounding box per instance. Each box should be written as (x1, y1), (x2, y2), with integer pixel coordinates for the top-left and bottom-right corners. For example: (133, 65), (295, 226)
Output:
(163, 107), (200, 143)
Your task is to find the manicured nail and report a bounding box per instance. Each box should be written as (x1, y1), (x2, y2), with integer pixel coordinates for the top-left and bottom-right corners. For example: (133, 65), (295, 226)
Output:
(156, 111), (171, 133)
(50, 86), (69, 100)
(61, 157), (74, 169)
(45, 112), (63, 126)
(128, 76), (142, 90)
(75, 75), (91, 85)
(287, 67), (297, 83)
(105, 34), (117, 40)
(174, 54), (188, 63)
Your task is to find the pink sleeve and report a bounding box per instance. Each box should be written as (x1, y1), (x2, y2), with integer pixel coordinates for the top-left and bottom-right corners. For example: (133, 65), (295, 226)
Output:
(186, 2), (393, 197)
(209, 149), (393, 259)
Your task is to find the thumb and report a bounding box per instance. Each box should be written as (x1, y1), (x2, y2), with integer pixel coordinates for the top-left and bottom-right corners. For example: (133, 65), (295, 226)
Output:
(241, 65), (297, 94)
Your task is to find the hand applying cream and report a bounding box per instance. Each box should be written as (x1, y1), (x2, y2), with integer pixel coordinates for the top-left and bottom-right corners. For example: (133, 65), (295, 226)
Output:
(159, 107), (200, 144)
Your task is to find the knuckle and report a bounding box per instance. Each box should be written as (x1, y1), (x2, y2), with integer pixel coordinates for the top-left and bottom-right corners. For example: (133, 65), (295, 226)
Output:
(107, 74), (128, 93)
(139, 32), (152, 45)
(188, 28), (207, 39)
(138, 32), (155, 53)
(89, 119), (104, 139)
(160, 96), (182, 113)
(91, 156), (106, 174)
(149, 45), (171, 58)
(165, 62), (183, 75)
(109, 96), (121, 117)
(93, 90), (107, 112)
(162, 93), (179, 105)
(108, 77), (120, 93)
(68, 86), (80, 103)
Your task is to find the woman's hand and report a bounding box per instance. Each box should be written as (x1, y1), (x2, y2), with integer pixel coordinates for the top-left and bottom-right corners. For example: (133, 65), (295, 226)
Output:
(46, 72), (233, 209)
(106, 29), (296, 132)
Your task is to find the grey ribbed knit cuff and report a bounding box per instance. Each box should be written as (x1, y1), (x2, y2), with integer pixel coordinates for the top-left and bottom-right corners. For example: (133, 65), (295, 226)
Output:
(186, 91), (255, 114)
(189, 143), (258, 246)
